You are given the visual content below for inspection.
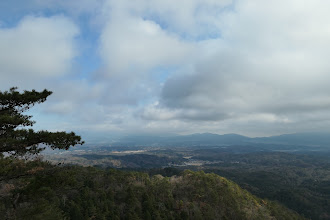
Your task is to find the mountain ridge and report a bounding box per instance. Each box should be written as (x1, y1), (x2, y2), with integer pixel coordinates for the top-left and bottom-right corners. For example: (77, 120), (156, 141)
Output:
(110, 132), (330, 148)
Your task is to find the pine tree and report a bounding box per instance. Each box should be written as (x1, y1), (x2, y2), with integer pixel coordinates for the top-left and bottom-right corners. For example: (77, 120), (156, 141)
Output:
(0, 87), (83, 156)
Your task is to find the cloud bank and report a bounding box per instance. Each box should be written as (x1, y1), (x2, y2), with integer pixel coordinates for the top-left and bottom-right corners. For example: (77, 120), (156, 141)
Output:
(1, 0), (330, 137)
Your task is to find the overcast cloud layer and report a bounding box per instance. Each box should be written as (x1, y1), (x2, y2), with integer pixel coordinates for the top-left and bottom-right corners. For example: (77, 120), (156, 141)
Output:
(1, 0), (330, 138)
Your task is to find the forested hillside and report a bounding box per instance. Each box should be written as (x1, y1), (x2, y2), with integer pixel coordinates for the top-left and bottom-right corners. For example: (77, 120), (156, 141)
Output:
(0, 157), (304, 220)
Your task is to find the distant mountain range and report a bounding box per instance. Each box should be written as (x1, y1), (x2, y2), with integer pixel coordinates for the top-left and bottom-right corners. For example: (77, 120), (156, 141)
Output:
(110, 132), (330, 149)
(252, 132), (330, 146)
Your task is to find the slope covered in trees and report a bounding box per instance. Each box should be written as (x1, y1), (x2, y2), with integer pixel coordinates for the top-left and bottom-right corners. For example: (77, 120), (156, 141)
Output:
(0, 157), (304, 220)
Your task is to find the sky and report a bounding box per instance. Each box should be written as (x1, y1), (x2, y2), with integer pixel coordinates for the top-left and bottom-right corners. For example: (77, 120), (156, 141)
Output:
(1, 0), (330, 140)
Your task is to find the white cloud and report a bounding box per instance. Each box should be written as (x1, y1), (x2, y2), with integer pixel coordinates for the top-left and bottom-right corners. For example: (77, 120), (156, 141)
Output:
(100, 15), (193, 77)
(0, 15), (79, 88)
(87, 0), (330, 136)
(102, 0), (232, 38)
(160, 0), (330, 119)
(3, 0), (330, 137)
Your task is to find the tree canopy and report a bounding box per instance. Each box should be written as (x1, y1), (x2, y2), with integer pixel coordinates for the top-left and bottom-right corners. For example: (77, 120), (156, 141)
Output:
(0, 87), (83, 156)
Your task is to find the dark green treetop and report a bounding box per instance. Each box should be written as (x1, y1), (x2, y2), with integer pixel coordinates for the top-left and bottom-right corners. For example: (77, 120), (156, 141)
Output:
(0, 87), (84, 155)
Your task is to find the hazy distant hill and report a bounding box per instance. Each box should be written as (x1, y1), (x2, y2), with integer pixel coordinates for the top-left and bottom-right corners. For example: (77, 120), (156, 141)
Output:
(251, 132), (330, 147)
(114, 133), (251, 146)
(112, 132), (330, 149)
